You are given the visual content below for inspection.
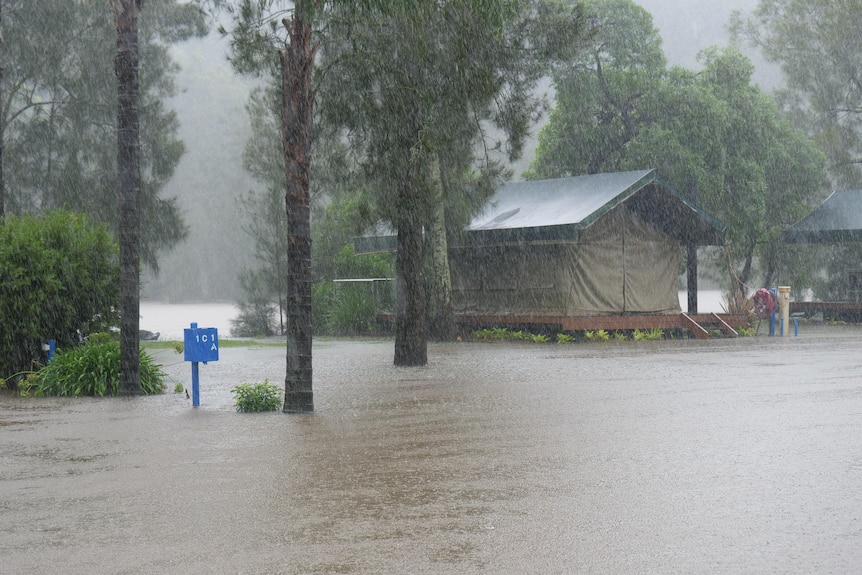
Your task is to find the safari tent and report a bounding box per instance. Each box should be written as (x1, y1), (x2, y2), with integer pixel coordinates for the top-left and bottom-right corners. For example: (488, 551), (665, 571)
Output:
(784, 189), (862, 317)
(356, 169), (727, 319)
(784, 189), (862, 244)
(447, 170), (726, 316)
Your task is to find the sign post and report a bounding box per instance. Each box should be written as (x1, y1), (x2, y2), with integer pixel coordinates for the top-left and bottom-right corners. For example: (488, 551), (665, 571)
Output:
(183, 322), (219, 407)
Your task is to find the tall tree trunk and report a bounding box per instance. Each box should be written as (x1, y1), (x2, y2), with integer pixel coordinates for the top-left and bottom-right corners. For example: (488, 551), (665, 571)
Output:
(113, 0), (143, 395)
(0, 0), (5, 219)
(280, 4), (316, 412)
(427, 162), (455, 341)
(395, 218), (428, 365)
(736, 236), (758, 300)
(394, 98), (428, 366)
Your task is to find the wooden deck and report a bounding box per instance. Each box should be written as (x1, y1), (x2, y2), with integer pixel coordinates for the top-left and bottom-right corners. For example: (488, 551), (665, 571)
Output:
(790, 301), (862, 323)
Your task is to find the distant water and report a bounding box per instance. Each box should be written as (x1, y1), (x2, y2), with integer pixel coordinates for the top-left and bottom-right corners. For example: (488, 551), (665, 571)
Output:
(139, 291), (725, 341)
(140, 301), (239, 341)
(678, 289), (726, 313)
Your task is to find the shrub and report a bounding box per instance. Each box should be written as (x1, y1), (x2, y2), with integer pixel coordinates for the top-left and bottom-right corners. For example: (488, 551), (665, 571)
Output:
(0, 211), (119, 385)
(320, 284), (379, 335)
(556, 333), (576, 344)
(231, 269), (279, 337)
(632, 327), (664, 341)
(28, 341), (165, 397)
(232, 380), (283, 412)
(584, 329), (610, 342)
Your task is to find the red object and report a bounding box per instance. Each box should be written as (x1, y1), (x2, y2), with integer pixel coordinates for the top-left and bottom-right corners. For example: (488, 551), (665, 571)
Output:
(753, 288), (774, 319)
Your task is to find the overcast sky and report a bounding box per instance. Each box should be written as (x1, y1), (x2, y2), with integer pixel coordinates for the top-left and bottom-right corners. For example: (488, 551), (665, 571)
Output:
(636, 0), (779, 87)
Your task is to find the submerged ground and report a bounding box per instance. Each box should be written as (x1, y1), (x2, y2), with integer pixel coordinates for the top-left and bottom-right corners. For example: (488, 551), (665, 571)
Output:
(2, 325), (862, 574)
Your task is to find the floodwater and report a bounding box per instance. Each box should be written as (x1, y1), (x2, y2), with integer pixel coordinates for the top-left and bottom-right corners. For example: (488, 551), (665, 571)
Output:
(2, 326), (862, 574)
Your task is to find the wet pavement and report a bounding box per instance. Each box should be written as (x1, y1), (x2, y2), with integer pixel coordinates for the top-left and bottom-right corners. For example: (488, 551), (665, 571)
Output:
(2, 325), (862, 574)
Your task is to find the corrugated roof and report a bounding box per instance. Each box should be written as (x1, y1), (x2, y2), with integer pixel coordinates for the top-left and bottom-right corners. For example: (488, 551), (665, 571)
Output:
(354, 169), (727, 252)
(784, 189), (862, 244)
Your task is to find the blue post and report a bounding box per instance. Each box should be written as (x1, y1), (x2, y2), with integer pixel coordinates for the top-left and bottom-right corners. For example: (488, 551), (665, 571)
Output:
(780, 317), (785, 337)
(191, 360), (200, 407)
(183, 322), (218, 408)
(47, 339), (56, 362)
(794, 317), (799, 337)
(770, 311), (776, 337)
(189, 322), (200, 407)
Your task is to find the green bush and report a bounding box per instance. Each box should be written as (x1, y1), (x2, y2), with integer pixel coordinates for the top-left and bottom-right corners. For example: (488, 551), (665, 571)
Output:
(232, 380), (283, 412)
(321, 285), (380, 335)
(26, 341), (165, 397)
(0, 211), (119, 384)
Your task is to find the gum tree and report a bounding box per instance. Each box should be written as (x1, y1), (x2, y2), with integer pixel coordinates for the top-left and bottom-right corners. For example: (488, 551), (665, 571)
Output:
(222, 0), (318, 411)
(530, 0), (827, 299)
(319, 1), (571, 363)
(732, 1), (862, 188)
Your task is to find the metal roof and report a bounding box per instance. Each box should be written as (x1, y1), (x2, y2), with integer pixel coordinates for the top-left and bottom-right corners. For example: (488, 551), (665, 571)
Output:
(464, 169), (726, 246)
(354, 169), (727, 252)
(784, 189), (862, 244)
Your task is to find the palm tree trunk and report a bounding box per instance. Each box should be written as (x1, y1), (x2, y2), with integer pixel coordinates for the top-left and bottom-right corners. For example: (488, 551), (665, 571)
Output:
(0, 0), (5, 219)
(113, 0), (143, 395)
(280, 4), (316, 412)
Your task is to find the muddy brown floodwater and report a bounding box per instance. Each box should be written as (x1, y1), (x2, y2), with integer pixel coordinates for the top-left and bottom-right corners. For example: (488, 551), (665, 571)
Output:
(2, 325), (862, 574)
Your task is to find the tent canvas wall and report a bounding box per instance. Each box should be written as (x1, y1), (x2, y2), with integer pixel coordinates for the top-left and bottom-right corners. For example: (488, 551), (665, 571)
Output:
(450, 204), (682, 315)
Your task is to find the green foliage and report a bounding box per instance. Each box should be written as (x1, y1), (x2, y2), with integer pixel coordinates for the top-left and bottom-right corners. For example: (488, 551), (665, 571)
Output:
(584, 329), (610, 342)
(0, 212), (120, 383)
(232, 380), (283, 413)
(731, 1), (862, 188)
(3, 0), (206, 268)
(231, 269), (280, 337)
(173, 382), (185, 394)
(556, 333), (576, 344)
(87, 332), (118, 345)
(529, 0), (829, 293)
(471, 327), (550, 343)
(320, 284), (382, 336)
(29, 342), (165, 397)
(632, 328), (664, 341)
(613, 331), (629, 341)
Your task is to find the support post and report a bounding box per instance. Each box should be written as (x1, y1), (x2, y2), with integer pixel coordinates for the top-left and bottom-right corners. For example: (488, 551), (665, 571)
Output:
(686, 180), (698, 314)
(191, 361), (200, 407)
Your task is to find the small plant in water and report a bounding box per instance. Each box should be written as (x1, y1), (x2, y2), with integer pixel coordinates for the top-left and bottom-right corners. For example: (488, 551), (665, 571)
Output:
(584, 329), (610, 342)
(232, 379), (283, 412)
(632, 327), (664, 341)
(173, 382), (185, 394)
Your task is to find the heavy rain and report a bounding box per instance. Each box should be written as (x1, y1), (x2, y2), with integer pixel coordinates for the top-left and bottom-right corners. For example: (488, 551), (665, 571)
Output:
(3, 0), (862, 573)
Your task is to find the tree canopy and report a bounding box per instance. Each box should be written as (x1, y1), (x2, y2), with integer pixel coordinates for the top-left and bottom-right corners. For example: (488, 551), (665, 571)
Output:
(731, 0), (862, 189)
(1, 0), (206, 268)
(529, 0), (827, 294)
